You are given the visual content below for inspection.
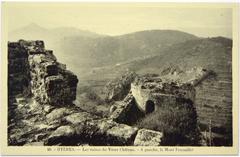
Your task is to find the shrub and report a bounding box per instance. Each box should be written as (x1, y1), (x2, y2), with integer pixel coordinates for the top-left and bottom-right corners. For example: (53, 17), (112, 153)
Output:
(135, 99), (200, 146)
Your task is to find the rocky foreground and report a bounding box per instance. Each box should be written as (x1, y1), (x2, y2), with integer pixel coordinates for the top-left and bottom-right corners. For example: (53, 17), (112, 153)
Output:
(8, 40), (165, 146)
(9, 95), (165, 146)
(8, 39), (230, 146)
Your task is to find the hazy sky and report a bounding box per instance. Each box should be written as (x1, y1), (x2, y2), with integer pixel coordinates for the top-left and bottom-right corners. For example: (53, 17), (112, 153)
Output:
(4, 3), (232, 38)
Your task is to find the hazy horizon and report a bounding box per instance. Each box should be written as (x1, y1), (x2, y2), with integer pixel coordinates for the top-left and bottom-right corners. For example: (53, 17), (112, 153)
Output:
(4, 3), (232, 38)
(10, 22), (233, 39)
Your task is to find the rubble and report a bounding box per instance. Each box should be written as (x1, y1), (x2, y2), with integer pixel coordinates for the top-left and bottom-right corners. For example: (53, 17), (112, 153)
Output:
(46, 125), (76, 145)
(64, 112), (96, 124)
(134, 129), (163, 146)
(46, 107), (75, 123)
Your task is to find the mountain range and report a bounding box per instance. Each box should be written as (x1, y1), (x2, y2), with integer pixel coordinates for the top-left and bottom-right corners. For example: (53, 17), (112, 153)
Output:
(9, 24), (199, 76)
(9, 23), (231, 81)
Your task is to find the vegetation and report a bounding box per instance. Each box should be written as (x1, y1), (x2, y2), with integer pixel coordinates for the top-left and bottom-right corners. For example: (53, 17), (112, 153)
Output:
(135, 99), (201, 146)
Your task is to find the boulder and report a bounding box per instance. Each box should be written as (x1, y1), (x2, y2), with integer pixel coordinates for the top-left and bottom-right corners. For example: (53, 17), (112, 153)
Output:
(105, 123), (138, 145)
(92, 119), (138, 145)
(45, 125), (75, 145)
(64, 112), (95, 125)
(46, 108), (74, 123)
(134, 129), (163, 146)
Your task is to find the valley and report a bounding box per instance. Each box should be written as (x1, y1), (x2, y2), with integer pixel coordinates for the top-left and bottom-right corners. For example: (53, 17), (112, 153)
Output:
(8, 25), (232, 146)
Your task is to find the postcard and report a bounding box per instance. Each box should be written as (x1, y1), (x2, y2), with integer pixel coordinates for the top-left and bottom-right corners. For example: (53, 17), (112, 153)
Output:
(0, 2), (239, 155)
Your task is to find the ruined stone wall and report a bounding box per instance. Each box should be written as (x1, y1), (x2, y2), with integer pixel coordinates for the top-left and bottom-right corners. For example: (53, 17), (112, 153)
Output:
(8, 40), (171, 146)
(109, 94), (145, 125)
(131, 83), (195, 113)
(8, 42), (31, 96)
(131, 84), (151, 112)
(8, 40), (78, 105)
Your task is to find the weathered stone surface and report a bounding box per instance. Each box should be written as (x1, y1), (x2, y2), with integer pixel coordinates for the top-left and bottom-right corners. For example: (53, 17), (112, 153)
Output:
(131, 75), (195, 113)
(9, 40), (195, 147)
(46, 125), (75, 145)
(42, 118), (139, 146)
(8, 42), (31, 96)
(43, 105), (54, 113)
(110, 94), (144, 125)
(104, 71), (137, 102)
(74, 119), (139, 146)
(24, 142), (44, 146)
(64, 112), (95, 125)
(46, 108), (75, 123)
(134, 129), (163, 146)
(105, 123), (138, 145)
(8, 40), (78, 105)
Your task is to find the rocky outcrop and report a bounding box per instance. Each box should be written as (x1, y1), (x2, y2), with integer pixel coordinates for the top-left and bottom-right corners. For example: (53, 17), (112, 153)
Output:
(46, 125), (76, 145)
(45, 118), (139, 146)
(8, 40), (78, 145)
(8, 40), (163, 146)
(109, 94), (144, 125)
(104, 71), (137, 102)
(8, 93), (164, 146)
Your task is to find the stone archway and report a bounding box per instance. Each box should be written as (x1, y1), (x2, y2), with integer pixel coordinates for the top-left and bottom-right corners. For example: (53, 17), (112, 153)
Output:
(145, 100), (155, 114)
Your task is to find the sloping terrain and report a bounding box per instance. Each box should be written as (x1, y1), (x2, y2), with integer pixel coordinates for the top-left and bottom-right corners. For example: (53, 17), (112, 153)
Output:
(8, 27), (232, 146)
(110, 37), (231, 74)
(58, 30), (198, 69)
(9, 25), (198, 77)
(99, 37), (232, 144)
(8, 23), (102, 71)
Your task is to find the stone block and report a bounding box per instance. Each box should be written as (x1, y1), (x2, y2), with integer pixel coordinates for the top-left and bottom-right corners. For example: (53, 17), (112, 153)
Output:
(46, 125), (75, 145)
(134, 129), (163, 146)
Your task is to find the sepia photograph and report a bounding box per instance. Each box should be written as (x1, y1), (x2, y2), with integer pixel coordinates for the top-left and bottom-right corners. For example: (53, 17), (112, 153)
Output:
(1, 1), (239, 155)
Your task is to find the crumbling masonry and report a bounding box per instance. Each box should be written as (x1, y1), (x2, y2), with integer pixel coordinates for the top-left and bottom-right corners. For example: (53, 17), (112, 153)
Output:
(8, 40), (78, 105)
(8, 40), (164, 146)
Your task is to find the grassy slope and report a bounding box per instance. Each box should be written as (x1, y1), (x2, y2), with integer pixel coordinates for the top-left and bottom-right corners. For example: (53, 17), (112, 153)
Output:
(58, 30), (198, 71)
(87, 37), (232, 137)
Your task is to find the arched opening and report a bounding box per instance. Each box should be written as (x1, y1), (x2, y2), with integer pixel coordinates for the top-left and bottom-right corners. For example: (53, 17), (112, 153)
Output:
(145, 100), (155, 114)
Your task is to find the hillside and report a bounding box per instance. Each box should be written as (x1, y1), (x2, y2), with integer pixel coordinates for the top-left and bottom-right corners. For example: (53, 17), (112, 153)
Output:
(8, 23), (101, 68)
(9, 25), (198, 77)
(139, 37), (232, 134)
(95, 37), (232, 144)
(121, 37), (232, 74)
(59, 30), (198, 70)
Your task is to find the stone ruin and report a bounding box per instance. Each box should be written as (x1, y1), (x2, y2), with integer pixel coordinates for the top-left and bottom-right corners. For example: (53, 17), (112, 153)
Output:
(10, 40), (227, 146)
(109, 74), (197, 122)
(8, 40), (166, 146)
(109, 75), (202, 146)
(8, 40), (78, 105)
(131, 76), (195, 113)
